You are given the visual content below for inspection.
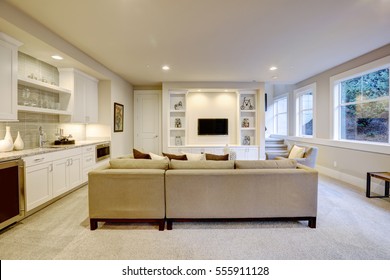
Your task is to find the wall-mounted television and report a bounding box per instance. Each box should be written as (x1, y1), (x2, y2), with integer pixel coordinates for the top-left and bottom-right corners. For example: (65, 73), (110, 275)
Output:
(198, 118), (228, 135)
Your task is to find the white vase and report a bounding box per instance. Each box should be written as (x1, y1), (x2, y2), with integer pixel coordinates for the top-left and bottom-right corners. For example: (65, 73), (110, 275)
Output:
(0, 139), (13, 152)
(14, 131), (24, 150)
(3, 126), (14, 151)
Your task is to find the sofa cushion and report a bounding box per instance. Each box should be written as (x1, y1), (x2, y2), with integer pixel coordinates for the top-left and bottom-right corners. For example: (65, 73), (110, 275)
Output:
(110, 158), (169, 170)
(162, 152), (187, 160)
(235, 159), (297, 169)
(183, 152), (205, 161)
(288, 145), (305, 159)
(133, 148), (151, 159)
(149, 152), (168, 160)
(169, 159), (234, 169)
(205, 153), (229, 161)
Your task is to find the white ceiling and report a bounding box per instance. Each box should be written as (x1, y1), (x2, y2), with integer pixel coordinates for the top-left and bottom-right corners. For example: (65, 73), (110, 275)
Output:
(2, 0), (390, 86)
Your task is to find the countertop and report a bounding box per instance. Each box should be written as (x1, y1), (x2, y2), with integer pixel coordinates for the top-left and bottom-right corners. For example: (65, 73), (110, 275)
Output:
(0, 139), (110, 163)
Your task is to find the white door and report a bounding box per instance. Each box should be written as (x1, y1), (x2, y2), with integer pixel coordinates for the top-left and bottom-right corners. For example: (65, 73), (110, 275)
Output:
(134, 91), (161, 154)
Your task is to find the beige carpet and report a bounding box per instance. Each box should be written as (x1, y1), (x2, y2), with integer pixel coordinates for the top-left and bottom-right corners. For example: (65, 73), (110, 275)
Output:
(1, 175), (390, 260)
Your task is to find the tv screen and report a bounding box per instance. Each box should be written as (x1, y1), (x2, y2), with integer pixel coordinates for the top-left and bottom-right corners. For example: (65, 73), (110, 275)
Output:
(198, 118), (228, 135)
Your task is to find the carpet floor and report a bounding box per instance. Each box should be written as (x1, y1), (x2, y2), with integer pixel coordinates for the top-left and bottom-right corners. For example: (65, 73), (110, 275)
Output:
(1, 174), (390, 260)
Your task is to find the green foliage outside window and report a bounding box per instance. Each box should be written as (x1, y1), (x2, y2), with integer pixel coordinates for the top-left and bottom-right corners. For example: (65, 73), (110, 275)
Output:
(340, 68), (389, 143)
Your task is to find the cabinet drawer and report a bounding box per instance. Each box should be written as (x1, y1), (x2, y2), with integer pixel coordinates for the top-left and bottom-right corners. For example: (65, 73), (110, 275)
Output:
(23, 153), (52, 167)
(83, 152), (95, 168)
(83, 145), (95, 154)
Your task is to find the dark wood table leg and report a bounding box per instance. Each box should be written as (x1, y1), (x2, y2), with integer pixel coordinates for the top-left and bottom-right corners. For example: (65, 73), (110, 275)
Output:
(366, 172), (372, 198)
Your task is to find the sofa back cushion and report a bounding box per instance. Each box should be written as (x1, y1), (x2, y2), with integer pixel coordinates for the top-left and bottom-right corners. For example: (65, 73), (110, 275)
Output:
(169, 159), (234, 169)
(235, 159), (297, 169)
(110, 158), (169, 170)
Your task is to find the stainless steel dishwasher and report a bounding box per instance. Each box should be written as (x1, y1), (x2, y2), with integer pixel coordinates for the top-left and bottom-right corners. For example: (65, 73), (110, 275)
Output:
(0, 159), (25, 231)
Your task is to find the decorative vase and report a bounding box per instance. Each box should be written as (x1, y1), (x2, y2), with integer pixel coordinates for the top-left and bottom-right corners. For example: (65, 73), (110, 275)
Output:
(14, 131), (24, 150)
(3, 126), (14, 151)
(0, 139), (13, 152)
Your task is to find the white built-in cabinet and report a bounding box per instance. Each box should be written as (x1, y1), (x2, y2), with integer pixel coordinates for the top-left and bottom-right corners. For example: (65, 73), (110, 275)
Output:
(0, 33), (22, 121)
(52, 149), (82, 197)
(23, 143), (108, 213)
(58, 68), (99, 123)
(165, 89), (260, 160)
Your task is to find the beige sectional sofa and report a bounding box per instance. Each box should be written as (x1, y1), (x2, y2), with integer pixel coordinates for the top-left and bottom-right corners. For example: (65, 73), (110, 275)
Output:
(88, 158), (318, 231)
(88, 159), (168, 231)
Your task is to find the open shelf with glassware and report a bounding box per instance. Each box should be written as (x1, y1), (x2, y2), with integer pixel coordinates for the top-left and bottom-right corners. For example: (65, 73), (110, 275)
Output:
(17, 76), (71, 115)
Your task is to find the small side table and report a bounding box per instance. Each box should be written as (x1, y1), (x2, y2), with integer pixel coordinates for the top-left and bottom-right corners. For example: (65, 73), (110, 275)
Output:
(366, 172), (390, 198)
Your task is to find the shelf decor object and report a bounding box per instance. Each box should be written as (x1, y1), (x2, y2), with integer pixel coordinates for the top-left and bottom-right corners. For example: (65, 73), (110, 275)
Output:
(13, 131), (24, 150)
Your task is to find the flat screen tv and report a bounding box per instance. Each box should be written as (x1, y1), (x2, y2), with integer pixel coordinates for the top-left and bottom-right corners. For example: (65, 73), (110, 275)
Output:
(198, 118), (228, 135)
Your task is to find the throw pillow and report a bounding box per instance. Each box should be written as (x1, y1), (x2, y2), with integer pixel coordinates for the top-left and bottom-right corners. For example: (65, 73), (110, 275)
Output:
(133, 148), (151, 159)
(183, 152), (205, 161)
(288, 145), (305, 159)
(149, 152), (167, 160)
(205, 153), (229, 161)
(162, 152), (187, 160)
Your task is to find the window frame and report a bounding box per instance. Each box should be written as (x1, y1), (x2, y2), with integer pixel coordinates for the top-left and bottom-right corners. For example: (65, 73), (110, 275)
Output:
(331, 56), (390, 144)
(273, 94), (288, 136)
(294, 83), (316, 137)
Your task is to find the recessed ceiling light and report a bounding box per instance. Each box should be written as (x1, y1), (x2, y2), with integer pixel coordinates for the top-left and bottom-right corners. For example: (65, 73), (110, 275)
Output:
(272, 76), (278, 79)
(51, 55), (63, 60)
(270, 66), (278, 71)
(162, 65), (170, 71)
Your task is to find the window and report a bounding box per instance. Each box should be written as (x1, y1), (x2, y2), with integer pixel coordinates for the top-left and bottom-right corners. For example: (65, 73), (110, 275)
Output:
(273, 95), (288, 135)
(294, 83), (316, 137)
(333, 64), (389, 144)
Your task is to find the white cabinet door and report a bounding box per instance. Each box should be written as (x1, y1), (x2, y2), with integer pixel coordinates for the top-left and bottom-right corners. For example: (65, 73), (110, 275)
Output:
(84, 77), (98, 123)
(25, 163), (53, 211)
(0, 33), (21, 121)
(231, 147), (259, 160)
(72, 72), (86, 123)
(52, 158), (68, 197)
(59, 68), (98, 123)
(68, 154), (82, 189)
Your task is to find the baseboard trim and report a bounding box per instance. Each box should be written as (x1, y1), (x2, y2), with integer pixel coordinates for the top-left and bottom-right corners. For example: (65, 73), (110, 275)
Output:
(316, 164), (384, 195)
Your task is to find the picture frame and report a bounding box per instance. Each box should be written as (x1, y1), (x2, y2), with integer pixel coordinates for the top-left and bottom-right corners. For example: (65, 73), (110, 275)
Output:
(114, 102), (124, 132)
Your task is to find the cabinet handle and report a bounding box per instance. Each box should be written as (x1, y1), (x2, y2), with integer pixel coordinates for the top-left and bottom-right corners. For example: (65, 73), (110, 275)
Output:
(49, 164), (53, 172)
(86, 147), (92, 151)
(66, 159), (70, 166)
(70, 158), (73, 165)
(86, 158), (92, 162)
(34, 158), (45, 162)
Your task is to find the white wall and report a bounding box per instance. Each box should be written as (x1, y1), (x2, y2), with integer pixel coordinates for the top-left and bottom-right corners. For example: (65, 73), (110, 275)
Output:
(186, 91), (237, 145)
(273, 44), (390, 192)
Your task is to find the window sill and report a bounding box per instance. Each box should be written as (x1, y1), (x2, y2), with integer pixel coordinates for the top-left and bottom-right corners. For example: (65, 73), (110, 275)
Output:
(285, 136), (390, 155)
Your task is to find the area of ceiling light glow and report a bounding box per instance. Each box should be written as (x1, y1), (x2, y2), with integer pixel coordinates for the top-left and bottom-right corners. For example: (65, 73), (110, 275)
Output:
(162, 65), (170, 71)
(270, 66), (278, 71)
(51, 55), (63, 60)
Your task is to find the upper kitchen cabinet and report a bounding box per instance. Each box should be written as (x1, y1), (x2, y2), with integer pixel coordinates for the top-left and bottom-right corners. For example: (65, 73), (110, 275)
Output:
(58, 68), (99, 123)
(0, 33), (22, 121)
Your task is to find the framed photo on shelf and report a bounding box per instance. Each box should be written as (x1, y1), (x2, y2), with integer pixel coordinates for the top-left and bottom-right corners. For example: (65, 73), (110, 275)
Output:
(114, 102), (124, 132)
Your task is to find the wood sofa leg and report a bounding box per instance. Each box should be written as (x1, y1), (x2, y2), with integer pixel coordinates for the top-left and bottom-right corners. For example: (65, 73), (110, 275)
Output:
(167, 220), (173, 230)
(90, 219), (98, 230)
(158, 220), (165, 231)
(308, 217), (316, 228)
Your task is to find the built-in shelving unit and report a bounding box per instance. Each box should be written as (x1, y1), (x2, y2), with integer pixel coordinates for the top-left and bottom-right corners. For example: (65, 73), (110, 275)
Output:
(169, 91), (187, 147)
(17, 76), (71, 115)
(239, 91), (257, 146)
